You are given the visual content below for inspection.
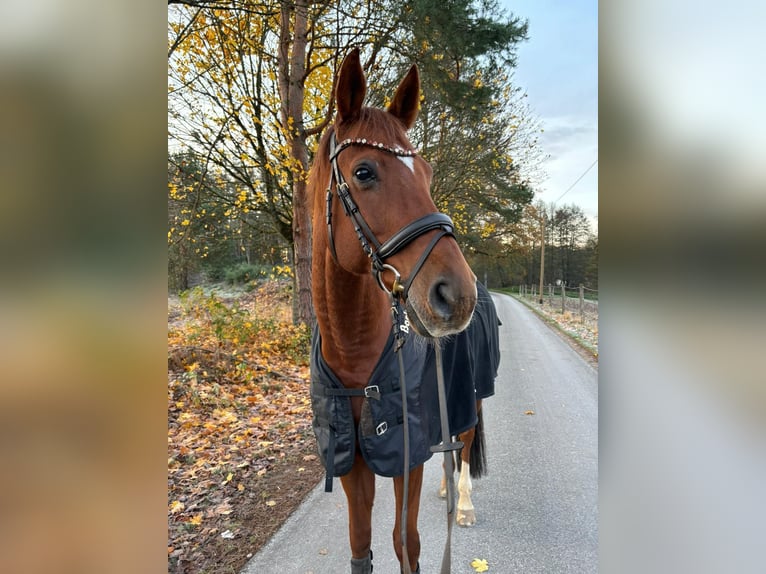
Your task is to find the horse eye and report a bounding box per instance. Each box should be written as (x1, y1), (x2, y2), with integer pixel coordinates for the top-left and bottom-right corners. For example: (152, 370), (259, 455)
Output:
(353, 165), (375, 183)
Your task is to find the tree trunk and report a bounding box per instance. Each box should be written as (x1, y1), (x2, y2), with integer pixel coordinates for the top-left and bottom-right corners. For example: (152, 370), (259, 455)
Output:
(279, 0), (315, 328)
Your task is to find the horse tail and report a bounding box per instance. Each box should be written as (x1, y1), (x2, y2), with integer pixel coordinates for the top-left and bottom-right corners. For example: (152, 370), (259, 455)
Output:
(469, 408), (487, 479)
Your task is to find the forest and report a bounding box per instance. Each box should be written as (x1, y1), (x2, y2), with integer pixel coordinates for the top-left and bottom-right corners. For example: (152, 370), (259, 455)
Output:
(168, 0), (597, 321)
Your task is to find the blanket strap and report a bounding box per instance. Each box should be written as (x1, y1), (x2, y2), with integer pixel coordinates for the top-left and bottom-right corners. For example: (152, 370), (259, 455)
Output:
(324, 431), (335, 492)
(320, 386), (366, 492)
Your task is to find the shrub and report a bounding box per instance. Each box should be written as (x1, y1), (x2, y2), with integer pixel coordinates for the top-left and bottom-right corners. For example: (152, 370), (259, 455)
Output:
(173, 286), (311, 374)
(223, 263), (268, 285)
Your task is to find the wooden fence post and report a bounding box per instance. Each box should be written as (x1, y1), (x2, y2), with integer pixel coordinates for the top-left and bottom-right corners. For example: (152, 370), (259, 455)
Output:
(561, 283), (566, 313)
(579, 284), (585, 323)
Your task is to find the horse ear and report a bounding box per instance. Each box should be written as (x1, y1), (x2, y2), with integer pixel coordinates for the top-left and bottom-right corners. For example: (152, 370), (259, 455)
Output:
(336, 48), (366, 124)
(387, 64), (420, 130)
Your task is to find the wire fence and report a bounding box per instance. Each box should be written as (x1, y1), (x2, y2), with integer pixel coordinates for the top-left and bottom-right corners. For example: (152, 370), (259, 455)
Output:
(517, 283), (599, 325)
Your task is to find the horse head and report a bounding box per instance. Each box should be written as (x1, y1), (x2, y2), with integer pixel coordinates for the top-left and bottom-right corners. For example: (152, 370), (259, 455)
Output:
(312, 49), (477, 337)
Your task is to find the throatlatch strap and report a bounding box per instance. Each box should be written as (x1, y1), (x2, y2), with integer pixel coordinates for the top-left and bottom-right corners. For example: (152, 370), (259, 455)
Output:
(325, 187), (338, 263)
(325, 431), (335, 492)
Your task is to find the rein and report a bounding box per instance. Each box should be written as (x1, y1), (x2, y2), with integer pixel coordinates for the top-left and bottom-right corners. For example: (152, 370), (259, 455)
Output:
(326, 132), (463, 574)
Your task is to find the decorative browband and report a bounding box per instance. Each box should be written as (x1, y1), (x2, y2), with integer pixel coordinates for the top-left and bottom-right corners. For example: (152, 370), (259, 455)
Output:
(330, 137), (418, 161)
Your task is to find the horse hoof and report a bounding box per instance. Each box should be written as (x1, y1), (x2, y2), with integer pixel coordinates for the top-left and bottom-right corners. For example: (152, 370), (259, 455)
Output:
(456, 509), (476, 527)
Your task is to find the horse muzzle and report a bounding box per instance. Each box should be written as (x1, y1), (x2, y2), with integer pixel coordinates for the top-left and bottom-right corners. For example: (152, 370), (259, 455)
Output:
(405, 278), (476, 338)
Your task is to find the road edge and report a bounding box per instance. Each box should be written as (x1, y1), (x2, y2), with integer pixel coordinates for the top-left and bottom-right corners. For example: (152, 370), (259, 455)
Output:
(496, 291), (599, 370)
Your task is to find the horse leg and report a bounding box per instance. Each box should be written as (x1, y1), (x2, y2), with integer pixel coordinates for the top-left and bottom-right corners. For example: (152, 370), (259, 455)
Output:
(340, 455), (376, 573)
(438, 454), (450, 498)
(436, 439), (477, 526)
(456, 424), (476, 526)
(392, 464), (424, 573)
(456, 399), (485, 527)
(436, 435), (476, 526)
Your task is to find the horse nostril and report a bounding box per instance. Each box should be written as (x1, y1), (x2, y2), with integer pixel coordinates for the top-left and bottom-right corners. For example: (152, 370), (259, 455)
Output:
(429, 280), (457, 320)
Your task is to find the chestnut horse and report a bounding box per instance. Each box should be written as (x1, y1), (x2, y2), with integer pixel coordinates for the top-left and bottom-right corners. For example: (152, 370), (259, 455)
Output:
(308, 49), (498, 574)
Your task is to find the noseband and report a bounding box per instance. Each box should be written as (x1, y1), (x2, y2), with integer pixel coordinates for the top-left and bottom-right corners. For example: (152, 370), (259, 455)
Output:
(325, 132), (455, 298)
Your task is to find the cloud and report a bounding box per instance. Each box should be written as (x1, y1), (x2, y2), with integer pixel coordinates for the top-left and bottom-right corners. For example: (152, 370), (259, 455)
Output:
(536, 116), (598, 229)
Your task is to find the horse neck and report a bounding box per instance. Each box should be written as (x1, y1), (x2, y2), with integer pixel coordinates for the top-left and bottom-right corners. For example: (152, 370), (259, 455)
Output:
(313, 252), (392, 389)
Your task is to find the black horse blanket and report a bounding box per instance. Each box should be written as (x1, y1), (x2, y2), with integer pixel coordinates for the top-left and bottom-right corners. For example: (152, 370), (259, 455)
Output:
(310, 282), (500, 487)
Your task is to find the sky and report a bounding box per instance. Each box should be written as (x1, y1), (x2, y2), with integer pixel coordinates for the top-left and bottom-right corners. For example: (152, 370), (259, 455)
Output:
(498, 0), (598, 229)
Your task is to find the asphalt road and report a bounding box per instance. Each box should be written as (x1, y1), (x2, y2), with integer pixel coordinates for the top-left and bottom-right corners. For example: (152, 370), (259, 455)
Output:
(241, 292), (597, 574)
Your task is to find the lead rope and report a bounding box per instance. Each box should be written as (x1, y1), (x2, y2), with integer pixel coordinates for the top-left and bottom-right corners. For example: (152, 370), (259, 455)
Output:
(391, 291), (460, 574)
(433, 343), (461, 574)
(391, 293), (413, 574)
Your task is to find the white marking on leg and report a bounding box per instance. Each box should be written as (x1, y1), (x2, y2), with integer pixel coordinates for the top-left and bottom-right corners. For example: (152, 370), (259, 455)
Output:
(456, 462), (476, 526)
(398, 155), (415, 173)
(457, 462), (473, 509)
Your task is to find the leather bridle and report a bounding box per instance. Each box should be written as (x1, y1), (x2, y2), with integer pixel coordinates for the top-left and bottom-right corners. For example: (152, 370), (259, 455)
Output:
(325, 131), (456, 299)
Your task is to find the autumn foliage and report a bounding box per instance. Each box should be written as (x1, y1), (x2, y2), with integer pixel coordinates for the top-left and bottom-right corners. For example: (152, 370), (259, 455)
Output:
(167, 280), (321, 573)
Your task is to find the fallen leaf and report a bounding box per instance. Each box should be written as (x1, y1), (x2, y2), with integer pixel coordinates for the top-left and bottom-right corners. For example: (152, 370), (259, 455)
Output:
(471, 558), (489, 572)
(220, 530), (235, 539)
(524, 410), (535, 415)
(303, 454), (317, 461)
(214, 501), (233, 515)
(167, 284), (317, 563)
(318, 548), (328, 555)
